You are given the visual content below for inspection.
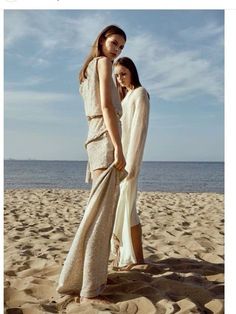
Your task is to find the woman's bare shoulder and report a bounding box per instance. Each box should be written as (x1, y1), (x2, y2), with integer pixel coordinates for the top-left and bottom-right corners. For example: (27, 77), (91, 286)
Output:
(97, 56), (112, 67)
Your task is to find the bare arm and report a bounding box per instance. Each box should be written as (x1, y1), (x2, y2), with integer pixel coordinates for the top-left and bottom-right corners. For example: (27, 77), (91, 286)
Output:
(97, 57), (126, 171)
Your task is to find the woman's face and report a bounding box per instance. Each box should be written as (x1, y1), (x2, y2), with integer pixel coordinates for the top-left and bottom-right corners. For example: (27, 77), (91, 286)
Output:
(114, 64), (132, 89)
(101, 34), (125, 61)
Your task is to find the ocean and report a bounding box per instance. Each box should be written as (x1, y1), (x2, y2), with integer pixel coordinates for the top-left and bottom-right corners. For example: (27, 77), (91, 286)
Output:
(4, 160), (224, 193)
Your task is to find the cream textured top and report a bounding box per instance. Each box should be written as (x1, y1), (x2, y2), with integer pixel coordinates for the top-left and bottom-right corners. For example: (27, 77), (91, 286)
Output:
(79, 57), (122, 118)
(79, 57), (122, 182)
(79, 57), (122, 147)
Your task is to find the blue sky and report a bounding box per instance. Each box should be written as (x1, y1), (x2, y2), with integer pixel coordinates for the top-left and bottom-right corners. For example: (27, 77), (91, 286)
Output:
(4, 10), (224, 161)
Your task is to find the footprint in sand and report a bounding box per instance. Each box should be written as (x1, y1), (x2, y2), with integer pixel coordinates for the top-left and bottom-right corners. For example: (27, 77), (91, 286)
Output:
(19, 250), (34, 257)
(39, 226), (54, 233)
(6, 308), (24, 314)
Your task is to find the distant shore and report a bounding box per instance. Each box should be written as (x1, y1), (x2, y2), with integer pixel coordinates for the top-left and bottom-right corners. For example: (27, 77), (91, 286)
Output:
(4, 188), (224, 313)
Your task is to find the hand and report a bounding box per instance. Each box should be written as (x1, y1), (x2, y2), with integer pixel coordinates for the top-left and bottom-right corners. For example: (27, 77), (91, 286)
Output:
(114, 146), (126, 171)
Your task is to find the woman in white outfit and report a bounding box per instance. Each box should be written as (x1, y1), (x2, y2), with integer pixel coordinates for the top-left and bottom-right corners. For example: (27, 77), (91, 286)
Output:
(112, 57), (150, 270)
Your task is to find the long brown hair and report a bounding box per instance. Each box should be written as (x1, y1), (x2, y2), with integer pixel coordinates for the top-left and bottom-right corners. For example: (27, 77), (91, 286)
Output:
(114, 57), (142, 100)
(79, 25), (126, 84)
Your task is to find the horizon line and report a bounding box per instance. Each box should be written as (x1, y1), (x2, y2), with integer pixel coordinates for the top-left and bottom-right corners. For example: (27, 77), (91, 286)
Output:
(4, 159), (224, 163)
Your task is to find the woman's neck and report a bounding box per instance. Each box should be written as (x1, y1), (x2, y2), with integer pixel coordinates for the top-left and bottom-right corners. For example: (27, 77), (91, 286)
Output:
(126, 84), (134, 91)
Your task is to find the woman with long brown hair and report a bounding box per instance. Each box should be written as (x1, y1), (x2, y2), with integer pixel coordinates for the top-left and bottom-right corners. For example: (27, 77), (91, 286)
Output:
(57, 25), (127, 305)
(112, 57), (150, 270)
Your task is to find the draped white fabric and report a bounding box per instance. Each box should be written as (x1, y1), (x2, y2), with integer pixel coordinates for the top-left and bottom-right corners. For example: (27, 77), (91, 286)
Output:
(112, 87), (150, 267)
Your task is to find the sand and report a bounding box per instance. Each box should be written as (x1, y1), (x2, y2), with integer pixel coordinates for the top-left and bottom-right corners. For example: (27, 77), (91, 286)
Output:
(4, 189), (224, 314)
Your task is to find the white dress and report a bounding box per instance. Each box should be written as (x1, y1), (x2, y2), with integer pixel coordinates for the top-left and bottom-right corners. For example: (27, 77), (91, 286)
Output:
(112, 86), (150, 267)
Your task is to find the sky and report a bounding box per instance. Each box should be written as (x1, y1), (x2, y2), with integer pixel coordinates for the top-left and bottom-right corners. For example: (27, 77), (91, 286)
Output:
(4, 10), (224, 161)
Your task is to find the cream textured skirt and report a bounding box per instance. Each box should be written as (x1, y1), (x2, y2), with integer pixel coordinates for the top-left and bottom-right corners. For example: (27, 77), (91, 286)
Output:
(57, 127), (127, 297)
(57, 162), (127, 297)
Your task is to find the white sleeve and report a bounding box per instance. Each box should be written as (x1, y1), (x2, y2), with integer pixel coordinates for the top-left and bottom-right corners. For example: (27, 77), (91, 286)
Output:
(125, 88), (150, 178)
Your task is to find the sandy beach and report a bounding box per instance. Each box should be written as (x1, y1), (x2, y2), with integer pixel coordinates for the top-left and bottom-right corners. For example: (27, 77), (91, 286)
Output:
(4, 189), (224, 314)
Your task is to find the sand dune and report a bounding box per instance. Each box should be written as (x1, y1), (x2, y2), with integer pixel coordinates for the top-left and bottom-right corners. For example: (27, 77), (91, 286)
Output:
(4, 189), (224, 313)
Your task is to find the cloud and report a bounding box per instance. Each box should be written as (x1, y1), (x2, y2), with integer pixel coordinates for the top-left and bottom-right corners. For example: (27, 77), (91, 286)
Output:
(179, 22), (224, 41)
(4, 11), (113, 71)
(124, 29), (223, 103)
(4, 90), (82, 123)
(5, 90), (70, 105)
(4, 11), (224, 104)
(5, 76), (52, 89)
(4, 11), (30, 47)
(4, 11), (109, 53)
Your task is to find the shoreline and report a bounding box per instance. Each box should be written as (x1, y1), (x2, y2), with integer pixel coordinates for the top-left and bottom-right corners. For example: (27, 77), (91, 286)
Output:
(3, 187), (224, 194)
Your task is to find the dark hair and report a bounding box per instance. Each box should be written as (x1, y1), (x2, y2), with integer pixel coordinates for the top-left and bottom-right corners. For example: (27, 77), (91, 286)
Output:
(79, 25), (126, 83)
(114, 57), (142, 100)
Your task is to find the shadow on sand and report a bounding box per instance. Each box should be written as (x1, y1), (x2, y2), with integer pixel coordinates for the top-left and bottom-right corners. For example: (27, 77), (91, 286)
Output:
(104, 257), (224, 314)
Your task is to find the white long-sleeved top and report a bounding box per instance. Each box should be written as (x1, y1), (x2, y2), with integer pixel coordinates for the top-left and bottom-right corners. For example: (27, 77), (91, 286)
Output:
(112, 86), (150, 267)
